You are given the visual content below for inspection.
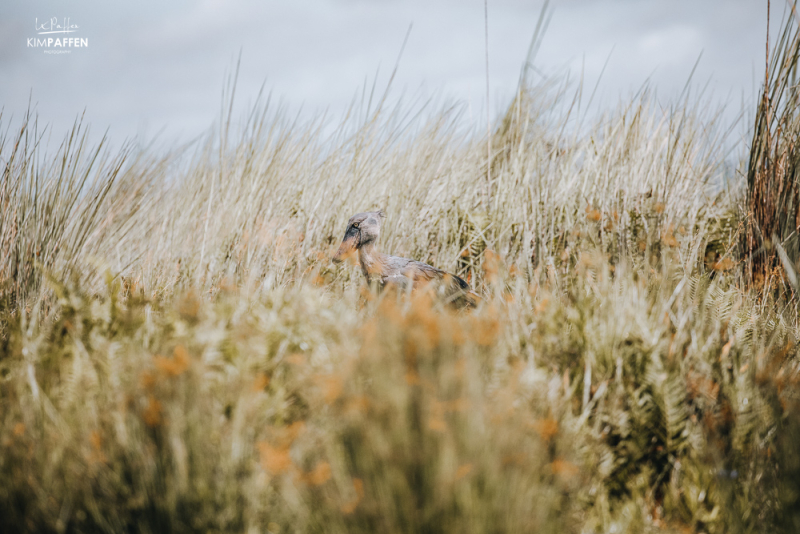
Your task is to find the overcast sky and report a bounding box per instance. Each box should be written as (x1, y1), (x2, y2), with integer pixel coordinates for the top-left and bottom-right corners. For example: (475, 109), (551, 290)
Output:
(0, 1), (779, 146)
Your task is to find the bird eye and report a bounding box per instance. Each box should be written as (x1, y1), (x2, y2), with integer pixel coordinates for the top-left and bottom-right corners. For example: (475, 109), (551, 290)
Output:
(353, 222), (359, 228)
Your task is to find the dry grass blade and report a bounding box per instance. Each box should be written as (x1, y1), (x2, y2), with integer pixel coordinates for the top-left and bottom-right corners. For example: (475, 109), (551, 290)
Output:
(744, 2), (800, 291)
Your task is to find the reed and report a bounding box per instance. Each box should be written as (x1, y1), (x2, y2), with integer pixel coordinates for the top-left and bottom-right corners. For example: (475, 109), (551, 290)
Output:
(744, 4), (800, 293)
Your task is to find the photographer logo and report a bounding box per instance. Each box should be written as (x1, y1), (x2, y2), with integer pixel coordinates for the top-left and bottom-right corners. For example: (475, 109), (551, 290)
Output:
(27, 18), (88, 54)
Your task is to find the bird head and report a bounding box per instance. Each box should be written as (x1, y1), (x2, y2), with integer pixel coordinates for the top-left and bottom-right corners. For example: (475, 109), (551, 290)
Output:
(332, 210), (385, 263)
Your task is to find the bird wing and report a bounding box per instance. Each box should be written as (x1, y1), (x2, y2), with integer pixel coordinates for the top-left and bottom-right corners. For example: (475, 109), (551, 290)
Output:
(377, 256), (413, 288)
(388, 256), (472, 292)
(379, 255), (476, 307)
(406, 260), (446, 283)
(377, 256), (441, 284)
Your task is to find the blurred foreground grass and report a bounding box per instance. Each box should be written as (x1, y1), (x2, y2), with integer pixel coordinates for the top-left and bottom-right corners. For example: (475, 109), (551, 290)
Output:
(2, 248), (800, 533)
(3, 36), (800, 533)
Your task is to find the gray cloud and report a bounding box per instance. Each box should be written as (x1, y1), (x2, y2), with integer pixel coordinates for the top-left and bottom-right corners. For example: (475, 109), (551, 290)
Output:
(0, 0), (776, 145)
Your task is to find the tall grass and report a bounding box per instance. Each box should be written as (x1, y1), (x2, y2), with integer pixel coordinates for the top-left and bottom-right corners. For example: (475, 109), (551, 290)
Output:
(745, 4), (800, 291)
(2, 82), (728, 302)
(0, 110), (172, 307)
(1, 26), (800, 533)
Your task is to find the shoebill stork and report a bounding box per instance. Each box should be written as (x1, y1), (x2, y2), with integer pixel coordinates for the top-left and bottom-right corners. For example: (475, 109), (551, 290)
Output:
(332, 211), (478, 308)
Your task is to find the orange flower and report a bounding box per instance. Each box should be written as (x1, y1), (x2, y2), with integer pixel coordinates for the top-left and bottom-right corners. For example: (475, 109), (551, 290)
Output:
(317, 375), (343, 404)
(535, 298), (549, 314)
(483, 249), (500, 283)
(257, 421), (306, 476)
(454, 463), (474, 481)
(252, 373), (270, 392)
(303, 461), (332, 486)
(687, 373), (719, 402)
(258, 442), (292, 475)
(140, 370), (157, 389)
(530, 418), (558, 441)
(341, 478), (364, 514)
(143, 396), (162, 427)
(404, 371), (421, 385)
(446, 397), (471, 413)
(428, 417), (447, 432)
(713, 257), (734, 271)
(87, 430), (108, 465)
(721, 337), (734, 359)
(89, 430), (102, 450)
(662, 225), (679, 247)
(345, 395), (370, 415)
(469, 313), (500, 346)
(178, 292), (200, 320)
(286, 353), (306, 366)
(153, 345), (190, 376)
(550, 459), (579, 478)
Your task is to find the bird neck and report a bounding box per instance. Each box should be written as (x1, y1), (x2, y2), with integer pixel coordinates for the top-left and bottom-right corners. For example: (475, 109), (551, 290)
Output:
(358, 242), (385, 282)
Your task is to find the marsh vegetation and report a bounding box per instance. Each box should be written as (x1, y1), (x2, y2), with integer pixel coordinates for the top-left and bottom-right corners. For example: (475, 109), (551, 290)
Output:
(3, 13), (800, 534)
